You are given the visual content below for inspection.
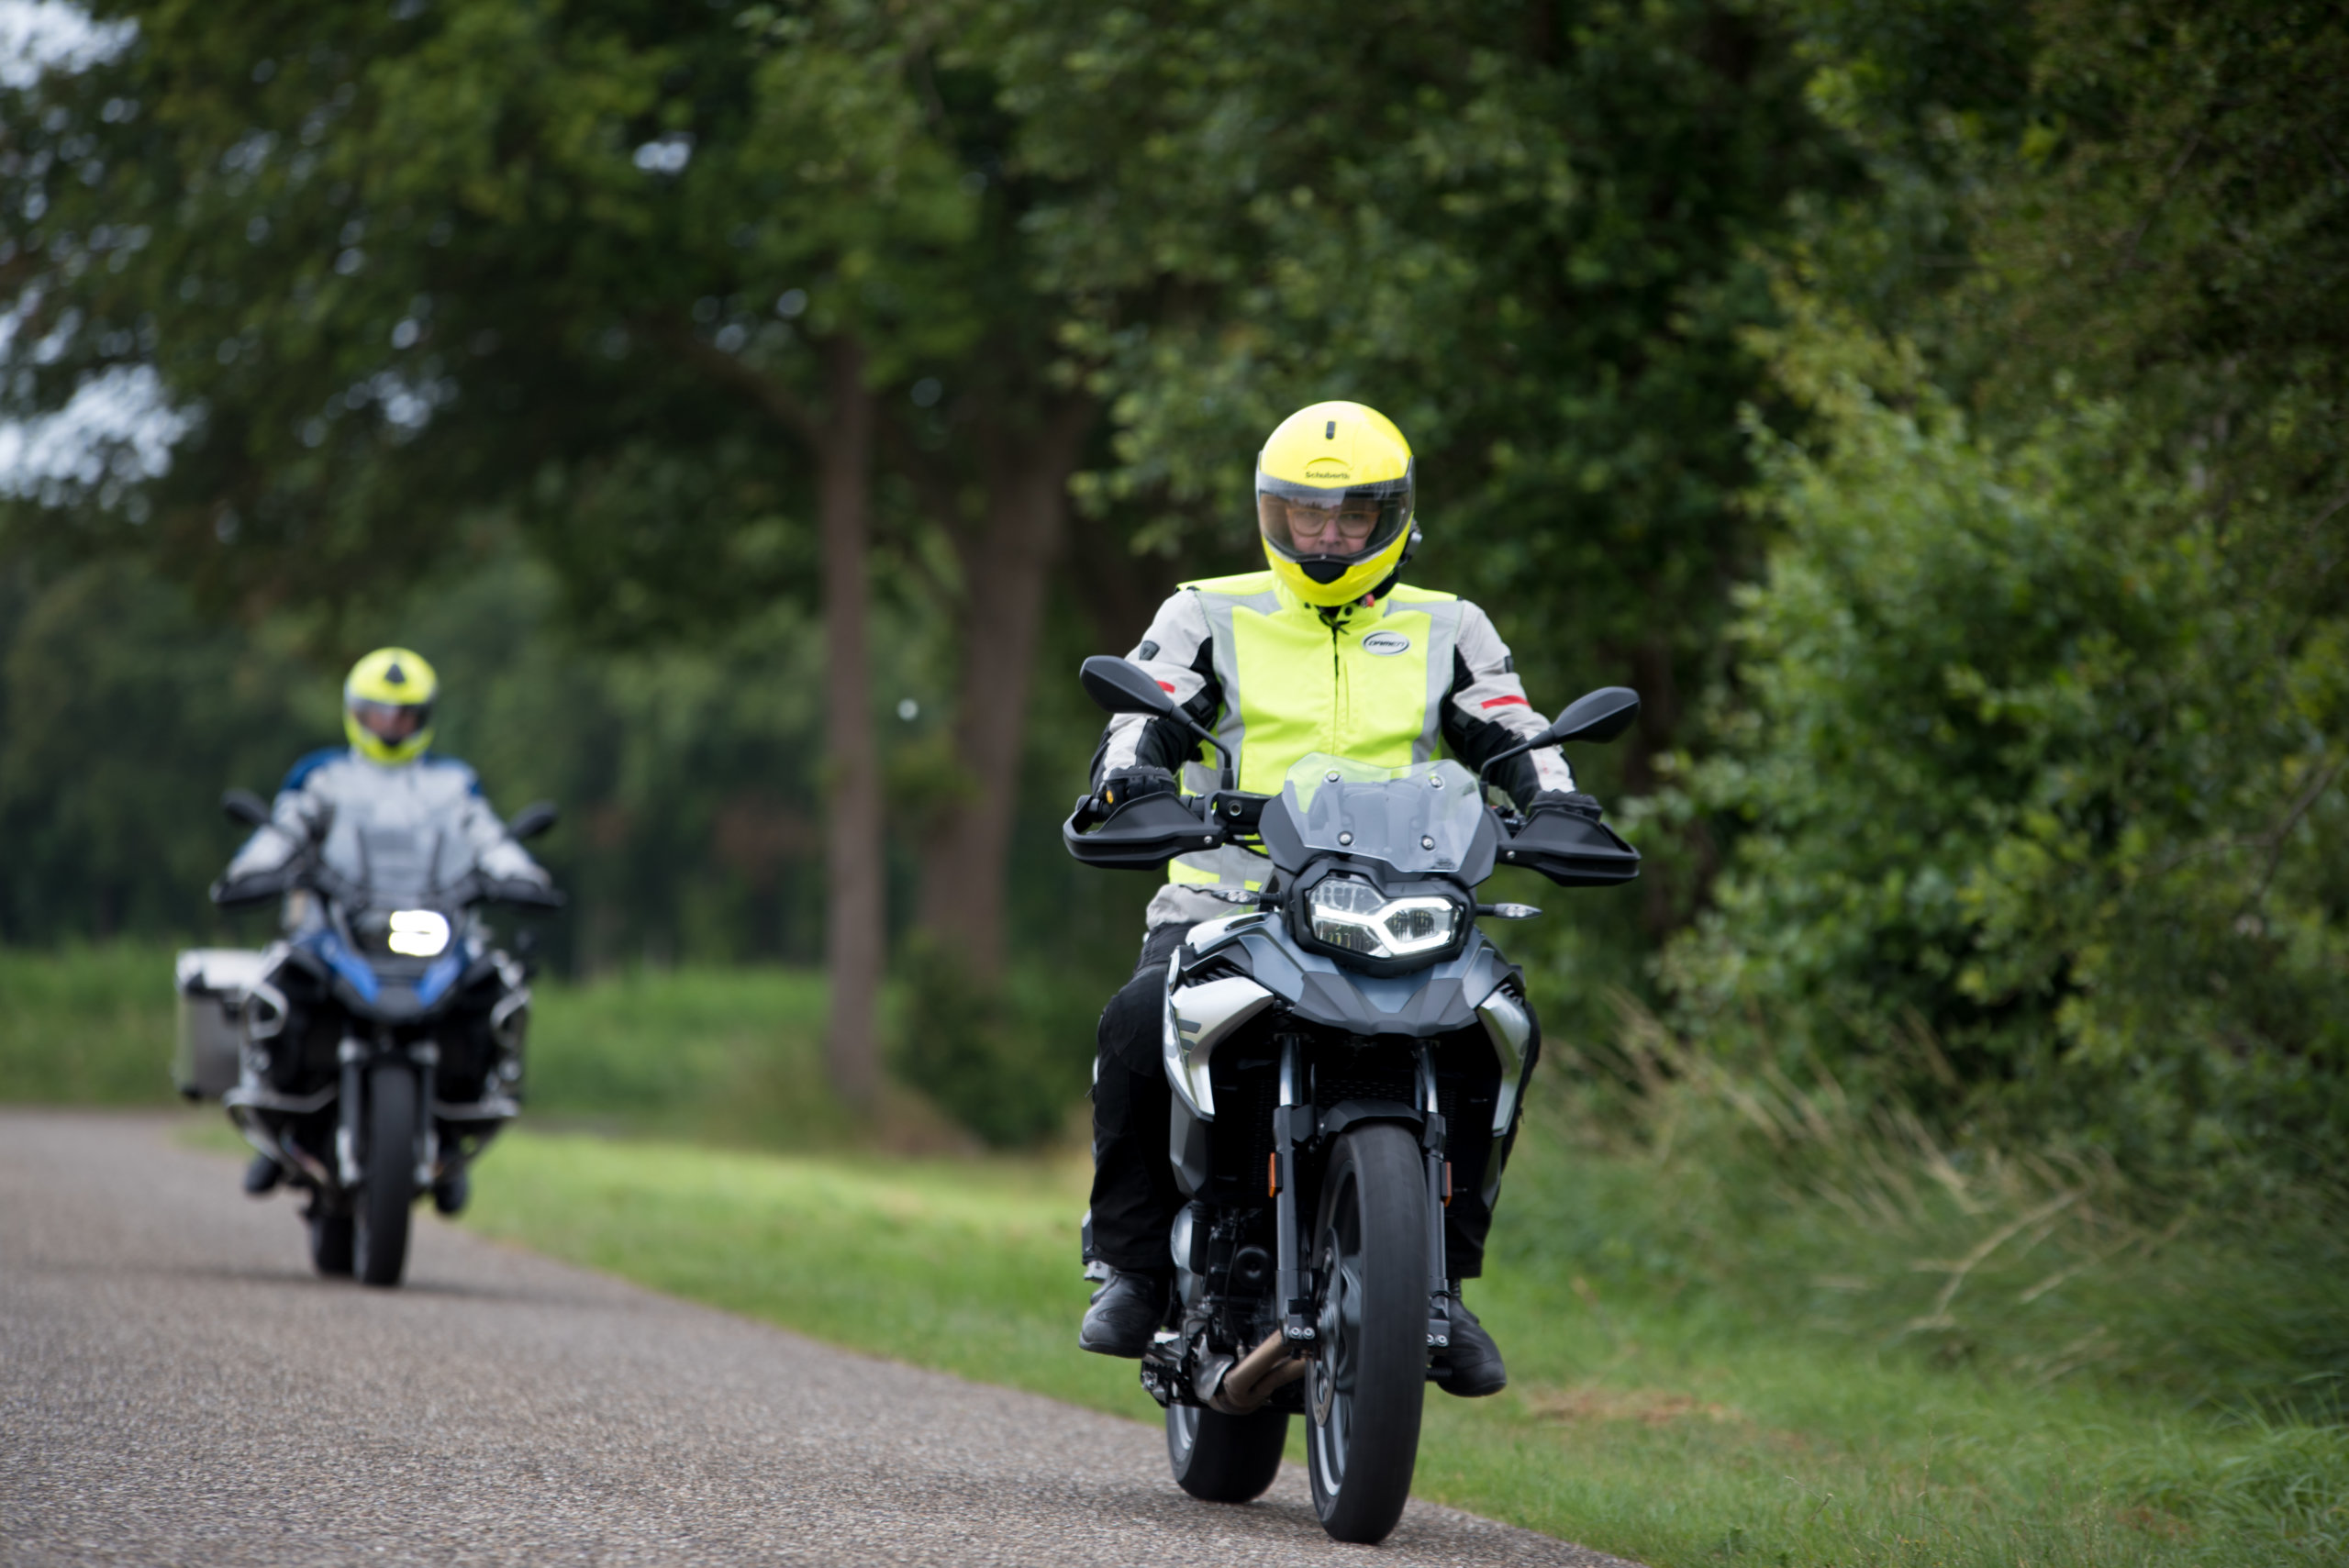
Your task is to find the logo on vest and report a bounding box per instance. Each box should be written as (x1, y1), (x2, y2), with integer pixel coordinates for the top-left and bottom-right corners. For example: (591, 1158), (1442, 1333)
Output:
(1361, 631), (1412, 657)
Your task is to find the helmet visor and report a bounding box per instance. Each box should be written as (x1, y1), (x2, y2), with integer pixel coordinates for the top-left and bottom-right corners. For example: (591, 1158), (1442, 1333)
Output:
(1255, 473), (1411, 565)
(349, 697), (433, 743)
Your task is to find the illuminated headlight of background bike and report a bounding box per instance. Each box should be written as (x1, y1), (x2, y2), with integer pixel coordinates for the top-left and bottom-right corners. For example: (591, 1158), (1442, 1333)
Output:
(1306, 875), (1458, 961)
(386, 908), (451, 957)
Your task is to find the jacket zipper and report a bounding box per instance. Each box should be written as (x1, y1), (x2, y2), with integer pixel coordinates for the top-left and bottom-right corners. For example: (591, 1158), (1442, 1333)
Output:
(1330, 619), (1346, 753)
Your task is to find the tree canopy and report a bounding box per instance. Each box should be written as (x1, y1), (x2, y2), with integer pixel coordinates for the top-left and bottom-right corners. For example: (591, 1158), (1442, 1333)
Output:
(5, 0), (2343, 1169)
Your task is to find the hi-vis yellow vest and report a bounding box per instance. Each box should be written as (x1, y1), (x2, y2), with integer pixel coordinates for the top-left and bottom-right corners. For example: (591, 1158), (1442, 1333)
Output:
(1167, 571), (1469, 888)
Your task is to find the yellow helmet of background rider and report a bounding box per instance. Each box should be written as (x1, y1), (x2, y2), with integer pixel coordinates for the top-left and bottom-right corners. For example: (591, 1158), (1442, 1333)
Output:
(1255, 401), (1417, 606)
(342, 647), (439, 765)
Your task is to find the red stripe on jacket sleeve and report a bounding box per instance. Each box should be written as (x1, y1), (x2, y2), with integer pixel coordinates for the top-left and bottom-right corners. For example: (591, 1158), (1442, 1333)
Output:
(1157, 681), (1177, 692)
(1479, 695), (1530, 709)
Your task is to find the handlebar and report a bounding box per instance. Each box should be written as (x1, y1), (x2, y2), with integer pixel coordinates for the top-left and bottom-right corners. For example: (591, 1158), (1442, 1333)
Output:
(210, 859), (565, 911)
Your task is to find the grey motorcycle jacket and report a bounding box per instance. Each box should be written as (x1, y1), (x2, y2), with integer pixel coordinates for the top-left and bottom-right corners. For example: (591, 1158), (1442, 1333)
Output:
(222, 747), (549, 903)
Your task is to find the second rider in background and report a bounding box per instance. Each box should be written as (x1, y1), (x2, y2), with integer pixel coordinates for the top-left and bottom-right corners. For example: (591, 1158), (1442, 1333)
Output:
(1077, 400), (1609, 1394)
(215, 648), (552, 1213)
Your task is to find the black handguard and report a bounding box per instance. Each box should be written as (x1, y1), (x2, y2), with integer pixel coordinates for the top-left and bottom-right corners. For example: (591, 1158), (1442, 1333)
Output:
(209, 869), (293, 909)
(1502, 789), (1638, 886)
(480, 876), (566, 909)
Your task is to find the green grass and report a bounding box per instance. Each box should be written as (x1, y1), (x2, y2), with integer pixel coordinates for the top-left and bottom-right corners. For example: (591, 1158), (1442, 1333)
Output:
(525, 964), (841, 1143)
(0, 943), (183, 1103)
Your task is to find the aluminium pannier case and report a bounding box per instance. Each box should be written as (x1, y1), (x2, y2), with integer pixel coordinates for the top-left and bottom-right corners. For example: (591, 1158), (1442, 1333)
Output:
(173, 948), (266, 1100)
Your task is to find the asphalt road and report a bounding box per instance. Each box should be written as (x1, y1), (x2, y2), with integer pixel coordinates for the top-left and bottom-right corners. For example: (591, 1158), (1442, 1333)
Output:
(0, 1111), (1634, 1567)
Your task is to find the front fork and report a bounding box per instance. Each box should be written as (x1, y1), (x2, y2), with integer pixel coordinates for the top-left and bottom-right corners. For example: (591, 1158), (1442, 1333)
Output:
(1417, 1044), (1453, 1360)
(1275, 1036), (1315, 1345)
(1269, 1037), (1453, 1360)
(333, 1035), (438, 1190)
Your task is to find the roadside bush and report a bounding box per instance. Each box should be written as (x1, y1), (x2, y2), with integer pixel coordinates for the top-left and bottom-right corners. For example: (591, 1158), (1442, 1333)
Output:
(891, 936), (1093, 1149)
(1657, 326), (2349, 1186)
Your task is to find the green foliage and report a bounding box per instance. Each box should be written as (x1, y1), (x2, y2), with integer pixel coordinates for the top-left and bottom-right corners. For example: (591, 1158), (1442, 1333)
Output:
(1665, 353), (2349, 1178)
(0, 0), (977, 628)
(0, 557), (323, 940)
(991, 0), (1847, 718)
(1661, 0), (2349, 1184)
(891, 933), (1092, 1147)
(527, 964), (838, 1146)
(0, 541), (863, 966)
(0, 942), (179, 1103)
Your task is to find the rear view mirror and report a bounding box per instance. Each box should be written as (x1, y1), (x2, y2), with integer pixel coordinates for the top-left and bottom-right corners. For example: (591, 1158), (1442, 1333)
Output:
(1080, 655), (1176, 718)
(221, 788), (271, 828)
(507, 800), (560, 841)
(1540, 686), (1641, 747)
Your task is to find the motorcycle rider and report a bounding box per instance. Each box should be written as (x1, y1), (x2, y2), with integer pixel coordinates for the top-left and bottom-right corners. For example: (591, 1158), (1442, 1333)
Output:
(215, 648), (551, 1209)
(1078, 401), (1604, 1396)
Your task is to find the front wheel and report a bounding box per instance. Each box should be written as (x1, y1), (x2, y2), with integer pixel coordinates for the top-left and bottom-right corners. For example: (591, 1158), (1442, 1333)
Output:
(1305, 1122), (1429, 1544)
(1167, 1402), (1288, 1503)
(354, 1062), (417, 1287)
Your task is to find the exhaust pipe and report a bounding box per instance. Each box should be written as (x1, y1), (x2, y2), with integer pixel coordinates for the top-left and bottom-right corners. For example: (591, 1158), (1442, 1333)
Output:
(1203, 1329), (1308, 1415)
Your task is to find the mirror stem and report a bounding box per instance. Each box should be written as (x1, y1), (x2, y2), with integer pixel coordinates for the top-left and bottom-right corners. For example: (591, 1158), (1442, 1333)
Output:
(1475, 737), (1537, 795)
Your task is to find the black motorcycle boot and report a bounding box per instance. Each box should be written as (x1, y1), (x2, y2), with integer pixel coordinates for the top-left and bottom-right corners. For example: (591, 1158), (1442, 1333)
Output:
(1078, 1268), (1172, 1357)
(242, 1152), (283, 1195)
(1438, 1285), (1508, 1397)
(431, 1171), (471, 1216)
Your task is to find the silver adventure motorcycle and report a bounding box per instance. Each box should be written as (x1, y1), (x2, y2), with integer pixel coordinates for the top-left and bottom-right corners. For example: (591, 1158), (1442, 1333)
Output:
(1063, 655), (1639, 1543)
(198, 788), (561, 1286)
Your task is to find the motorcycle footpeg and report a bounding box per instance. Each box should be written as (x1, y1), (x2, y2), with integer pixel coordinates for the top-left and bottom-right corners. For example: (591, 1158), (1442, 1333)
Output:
(1138, 1331), (1186, 1408)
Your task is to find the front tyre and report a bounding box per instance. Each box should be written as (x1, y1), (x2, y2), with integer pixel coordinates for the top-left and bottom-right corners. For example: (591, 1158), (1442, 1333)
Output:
(1167, 1402), (1288, 1503)
(354, 1062), (417, 1287)
(1305, 1123), (1429, 1544)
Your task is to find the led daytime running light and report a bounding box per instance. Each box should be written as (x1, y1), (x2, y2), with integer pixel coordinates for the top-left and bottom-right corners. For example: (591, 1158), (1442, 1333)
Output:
(1306, 875), (1457, 961)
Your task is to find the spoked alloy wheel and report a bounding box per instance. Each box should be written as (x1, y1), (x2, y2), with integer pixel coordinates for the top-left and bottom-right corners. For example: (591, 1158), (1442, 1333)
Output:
(353, 1061), (417, 1287)
(1305, 1123), (1429, 1543)
(1167, 1401), (1288, 1503)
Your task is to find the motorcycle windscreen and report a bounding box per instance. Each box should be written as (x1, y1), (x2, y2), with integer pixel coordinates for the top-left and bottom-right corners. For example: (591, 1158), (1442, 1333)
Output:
(1277, 754), (1485, 875)
(321, 810), (474, 903)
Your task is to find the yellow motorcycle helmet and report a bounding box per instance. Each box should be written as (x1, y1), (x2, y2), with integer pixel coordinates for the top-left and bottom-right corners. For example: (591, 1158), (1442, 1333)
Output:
(1255, 400), (1417, 606)
(342, 647), (439, 765)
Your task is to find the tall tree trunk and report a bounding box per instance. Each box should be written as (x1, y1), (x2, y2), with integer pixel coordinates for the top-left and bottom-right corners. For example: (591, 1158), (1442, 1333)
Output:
(913, 395), (1093, 982)
(819, 336), (884, 1106)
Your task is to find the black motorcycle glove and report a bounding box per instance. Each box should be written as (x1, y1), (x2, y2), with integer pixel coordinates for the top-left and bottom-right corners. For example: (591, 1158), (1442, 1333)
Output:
(1097, 766), (1178, 809)
(1526, 789), (1605, 821)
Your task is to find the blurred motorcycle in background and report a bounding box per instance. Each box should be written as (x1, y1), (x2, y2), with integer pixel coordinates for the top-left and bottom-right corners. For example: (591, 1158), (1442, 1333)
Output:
(177, 790), (562, 1287)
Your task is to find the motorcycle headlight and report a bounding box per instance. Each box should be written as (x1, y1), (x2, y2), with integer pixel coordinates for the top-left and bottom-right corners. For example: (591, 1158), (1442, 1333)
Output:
(1306, 875), (1459, 961)
(386, 908), (451, 958)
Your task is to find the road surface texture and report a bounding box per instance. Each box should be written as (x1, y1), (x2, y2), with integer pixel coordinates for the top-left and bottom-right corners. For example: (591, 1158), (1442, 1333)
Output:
(1, 1112), (1635, 1567)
